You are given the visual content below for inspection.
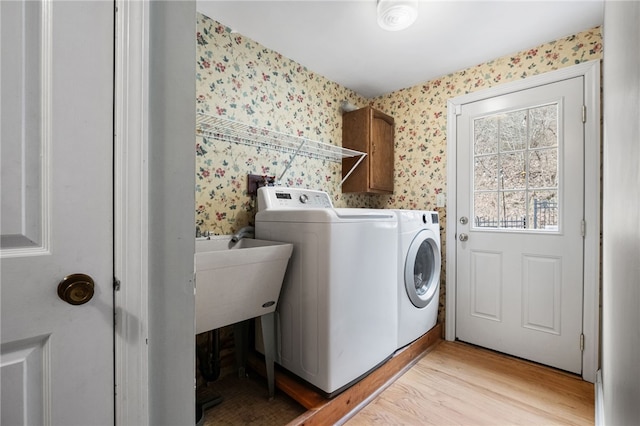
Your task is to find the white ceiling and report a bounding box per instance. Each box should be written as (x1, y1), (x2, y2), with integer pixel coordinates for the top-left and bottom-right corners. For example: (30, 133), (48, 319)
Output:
(196, 1), (604, 98)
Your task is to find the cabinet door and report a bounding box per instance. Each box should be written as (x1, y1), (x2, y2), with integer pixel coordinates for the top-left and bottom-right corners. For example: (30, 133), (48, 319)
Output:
(370, 110), (394, 192)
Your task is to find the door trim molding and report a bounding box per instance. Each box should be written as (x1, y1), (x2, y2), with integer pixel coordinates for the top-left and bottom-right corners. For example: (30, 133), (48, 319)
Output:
(114, 0), (150, 423)
(445, 60), (601, 382)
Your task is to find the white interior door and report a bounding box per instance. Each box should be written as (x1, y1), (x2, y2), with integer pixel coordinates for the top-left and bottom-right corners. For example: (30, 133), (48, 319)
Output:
(1, 1), (114, 424)
(455, 77), (585, 374)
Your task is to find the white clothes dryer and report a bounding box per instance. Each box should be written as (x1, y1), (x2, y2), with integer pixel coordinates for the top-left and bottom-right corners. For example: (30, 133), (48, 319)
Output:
(255, 187), (398, 396)
(394, 210), (441, 350)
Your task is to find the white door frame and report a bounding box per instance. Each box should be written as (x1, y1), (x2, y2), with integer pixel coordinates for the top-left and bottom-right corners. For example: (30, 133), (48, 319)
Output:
(114, 0), (150, 424)
(114, 1), (197, 423)
(445, 60), (601, 383)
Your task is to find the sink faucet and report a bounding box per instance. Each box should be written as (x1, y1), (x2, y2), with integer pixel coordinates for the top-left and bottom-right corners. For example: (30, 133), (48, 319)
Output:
(196, 226), (211, 239)
(231, 226), (255, 243)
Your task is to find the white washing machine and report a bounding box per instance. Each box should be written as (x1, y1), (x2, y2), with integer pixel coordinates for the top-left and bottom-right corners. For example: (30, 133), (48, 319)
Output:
(255, 187), (398, 396)
(394, 210), (441, 350)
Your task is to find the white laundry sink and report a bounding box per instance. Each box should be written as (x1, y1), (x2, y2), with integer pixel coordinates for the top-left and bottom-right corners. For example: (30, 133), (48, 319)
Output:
(194, 237), (293, 334)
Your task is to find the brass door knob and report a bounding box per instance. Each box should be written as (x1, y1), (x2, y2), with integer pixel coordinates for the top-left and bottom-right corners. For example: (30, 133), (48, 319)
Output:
(57, 273), (95, 305)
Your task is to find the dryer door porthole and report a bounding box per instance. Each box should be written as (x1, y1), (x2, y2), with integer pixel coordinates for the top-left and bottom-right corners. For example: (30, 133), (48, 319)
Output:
(405, 230), (441, 308)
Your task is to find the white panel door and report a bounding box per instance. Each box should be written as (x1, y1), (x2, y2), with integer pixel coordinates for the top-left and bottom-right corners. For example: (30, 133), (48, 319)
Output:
(1, 1), (114, 424)
(455, 77), (584, 374)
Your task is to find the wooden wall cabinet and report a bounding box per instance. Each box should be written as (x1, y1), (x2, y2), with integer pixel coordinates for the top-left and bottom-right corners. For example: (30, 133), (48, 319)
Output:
(341, 106), (394, 194)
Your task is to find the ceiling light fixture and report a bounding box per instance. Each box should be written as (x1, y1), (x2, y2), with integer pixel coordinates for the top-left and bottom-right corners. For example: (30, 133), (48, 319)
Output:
(377, 0), (418, 32)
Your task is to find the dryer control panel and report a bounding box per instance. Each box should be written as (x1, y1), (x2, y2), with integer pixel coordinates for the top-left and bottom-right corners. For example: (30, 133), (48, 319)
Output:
(257, 187), (334, 210)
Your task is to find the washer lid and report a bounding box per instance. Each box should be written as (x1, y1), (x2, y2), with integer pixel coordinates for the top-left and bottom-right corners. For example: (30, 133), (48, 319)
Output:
(334, 208), (395, 220)
(256, 207), (395, 223)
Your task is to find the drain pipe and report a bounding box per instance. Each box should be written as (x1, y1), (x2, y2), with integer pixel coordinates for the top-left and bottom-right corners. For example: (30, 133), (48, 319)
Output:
(197, 329), (221, 382)
(196, 330), (223, 425)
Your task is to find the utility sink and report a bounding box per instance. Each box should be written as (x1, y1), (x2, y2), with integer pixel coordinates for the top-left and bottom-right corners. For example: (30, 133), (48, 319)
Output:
(195, 237), (293, 334)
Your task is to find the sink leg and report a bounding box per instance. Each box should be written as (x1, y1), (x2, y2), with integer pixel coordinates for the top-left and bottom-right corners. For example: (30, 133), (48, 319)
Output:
(233, 321), (248, 378)
(260, 312), (276, 399)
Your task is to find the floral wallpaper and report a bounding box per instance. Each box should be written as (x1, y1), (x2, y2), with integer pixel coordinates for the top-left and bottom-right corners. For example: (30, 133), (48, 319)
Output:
(195, 10), (602, 326)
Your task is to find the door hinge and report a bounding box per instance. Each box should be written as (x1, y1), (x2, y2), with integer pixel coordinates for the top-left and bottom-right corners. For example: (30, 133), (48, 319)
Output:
(582, 105), (587, 123)
(113, 277), (121, 292)
(580, 333), (585, 352)
(581, 219), (586, 238)
(454, 104), (462, 116)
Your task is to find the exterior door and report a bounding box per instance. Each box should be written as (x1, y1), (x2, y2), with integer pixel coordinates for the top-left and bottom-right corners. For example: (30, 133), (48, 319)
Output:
(455, 77), (584, 374)
(1, 1), (114, 424)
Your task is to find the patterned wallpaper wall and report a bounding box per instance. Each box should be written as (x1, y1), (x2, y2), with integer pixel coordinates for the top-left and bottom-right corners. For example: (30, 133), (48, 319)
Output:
(196, 11), (602, 324)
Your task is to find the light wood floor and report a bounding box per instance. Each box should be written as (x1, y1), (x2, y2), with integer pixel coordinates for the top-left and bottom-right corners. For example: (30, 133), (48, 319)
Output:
(345, 341), (594, 425)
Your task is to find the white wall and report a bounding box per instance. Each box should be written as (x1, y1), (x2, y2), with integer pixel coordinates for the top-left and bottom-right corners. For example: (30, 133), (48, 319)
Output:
(602, 2), (640, 424)
(148, 1), (196, 424)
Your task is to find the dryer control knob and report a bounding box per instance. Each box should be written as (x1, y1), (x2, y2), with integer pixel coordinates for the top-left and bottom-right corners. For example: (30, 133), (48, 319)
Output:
(299, 194), (309, 204)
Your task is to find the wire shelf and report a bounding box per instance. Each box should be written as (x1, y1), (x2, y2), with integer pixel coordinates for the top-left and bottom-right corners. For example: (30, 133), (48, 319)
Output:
(196, 113), (364, 162)
(196, 113), (367, 184)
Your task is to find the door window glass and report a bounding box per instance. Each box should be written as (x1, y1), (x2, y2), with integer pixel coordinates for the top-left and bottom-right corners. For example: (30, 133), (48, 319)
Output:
(473, 104), (559, 231)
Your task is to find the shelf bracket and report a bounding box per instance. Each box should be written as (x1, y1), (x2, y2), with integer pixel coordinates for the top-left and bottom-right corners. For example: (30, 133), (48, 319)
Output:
(340, 153), (368, 186)
(277, 139), (308, 183)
